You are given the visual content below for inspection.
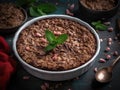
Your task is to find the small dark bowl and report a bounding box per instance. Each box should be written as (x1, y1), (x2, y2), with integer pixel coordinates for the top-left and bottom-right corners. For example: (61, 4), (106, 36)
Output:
(78, 0), (120, 22)
(0, 3), (27, 34)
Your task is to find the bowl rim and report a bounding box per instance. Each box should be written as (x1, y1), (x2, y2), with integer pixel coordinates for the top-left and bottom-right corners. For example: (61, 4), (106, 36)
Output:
(79, 0), (120, 12)
(13, 14), (100, 74)
(0, 3), (27, 30)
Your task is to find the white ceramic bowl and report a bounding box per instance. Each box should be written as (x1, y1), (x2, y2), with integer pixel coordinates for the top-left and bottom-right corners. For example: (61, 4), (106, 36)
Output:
(13, 15), (100, 81)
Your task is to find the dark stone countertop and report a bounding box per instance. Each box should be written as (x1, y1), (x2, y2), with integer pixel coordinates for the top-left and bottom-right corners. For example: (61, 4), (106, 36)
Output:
(1, 0), (120, 90)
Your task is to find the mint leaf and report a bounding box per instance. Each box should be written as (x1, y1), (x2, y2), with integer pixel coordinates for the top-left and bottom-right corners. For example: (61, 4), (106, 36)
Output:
(92, 21), (101, 26)
(44, 29), (68, 52)
(45, 30), (56, 44)
(37, 8), (46, 15)
(16, 0), (57, 17)
(91, 21), (107, 31)
(95, 24), (107, 31)
(56, 34), (68, 44)
(38, 3), (57, 14)
(29, 6), (46, 17)
(45, 44), (57, 52)
(29, 7), (40, 17)
(29, 3), (57, 17)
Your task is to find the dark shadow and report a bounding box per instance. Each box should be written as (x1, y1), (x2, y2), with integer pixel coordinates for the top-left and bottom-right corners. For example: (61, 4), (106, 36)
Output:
(91, 78), (110, 90)
(73, 10), (92, 23)
(73, 10), (111, 25)
(115, 17), (120, 41)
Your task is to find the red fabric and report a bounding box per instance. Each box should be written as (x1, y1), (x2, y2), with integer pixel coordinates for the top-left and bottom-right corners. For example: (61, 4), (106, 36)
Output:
(0, 36), (16, 90)
(0, 36), (10, 54)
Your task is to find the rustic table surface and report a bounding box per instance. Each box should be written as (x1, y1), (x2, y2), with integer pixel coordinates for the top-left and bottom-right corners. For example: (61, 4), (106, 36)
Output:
(1, 0), (120, 90)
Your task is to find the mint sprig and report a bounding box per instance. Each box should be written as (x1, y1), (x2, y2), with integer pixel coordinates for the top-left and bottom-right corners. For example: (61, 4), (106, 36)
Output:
(29, 3), (57, 17)
(16, 0), (57, 17)
(29, 6), (46, 16)
(37, 3), (57, 14)
(91, 21), (107, 31)
(45, 30), (68, 52)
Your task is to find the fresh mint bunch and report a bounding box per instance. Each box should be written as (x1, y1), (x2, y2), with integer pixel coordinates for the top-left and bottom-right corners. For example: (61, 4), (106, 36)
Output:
(45, 30), (68, 52)
(29, 3), (57, 17)
(16, 0), (57, 17)
(29, 6), (46, 16)
(91, 21), (107, 31)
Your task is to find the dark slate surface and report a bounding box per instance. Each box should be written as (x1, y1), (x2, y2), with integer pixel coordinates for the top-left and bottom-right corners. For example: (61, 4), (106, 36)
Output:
(0, 0), (120, 90)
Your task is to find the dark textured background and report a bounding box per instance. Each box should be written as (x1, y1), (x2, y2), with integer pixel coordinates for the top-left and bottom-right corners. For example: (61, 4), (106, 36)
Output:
(0, 0), (120, 90)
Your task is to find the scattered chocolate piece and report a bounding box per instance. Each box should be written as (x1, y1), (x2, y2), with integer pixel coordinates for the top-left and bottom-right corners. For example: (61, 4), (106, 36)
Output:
(99, 58), (106, 63)
(117, 33), (120, 40)
(108, 38), (112, 42)
(22, 76), (30, 80)
(100, 38), (103, 42)
(65, 9), (74, 16)
(41, 84), (46, 90)
(114, 36), (118, 41)
(118, 42), (120, 45)
(104, 22), (111, 26)
(104, 47), (110, 52)
(106, 54), (111, 60)
(113, 51), (119, 56)
(75, 77), (80, 80)
(108, 41), (112, 46)
(55, 83), (62, 89)
(69, 4), (75, 10)
(44, 82), (49, 88)
(107, 38), (112, 46)
(94, 67), (98, 72)
(108, 27), (114, 32)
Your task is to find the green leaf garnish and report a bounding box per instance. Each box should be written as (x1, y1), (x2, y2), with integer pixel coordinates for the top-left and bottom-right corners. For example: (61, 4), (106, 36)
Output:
(56, 34), (68, 44)
(37, 8), (46, 15)
(29, 6), (46, 17)
(91, 21), (107, 31)
(29, 3), (56, 17)
(37, 3), (57, 14)
(45, 30), (56, 44)
(44, 30), (68, 52)
(95, 24), (107, 30)
(91, 20), (101, 26)
(45, 44), (57, 52)
(29, 7), (40, 17)
(16, 0), (57, 17)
